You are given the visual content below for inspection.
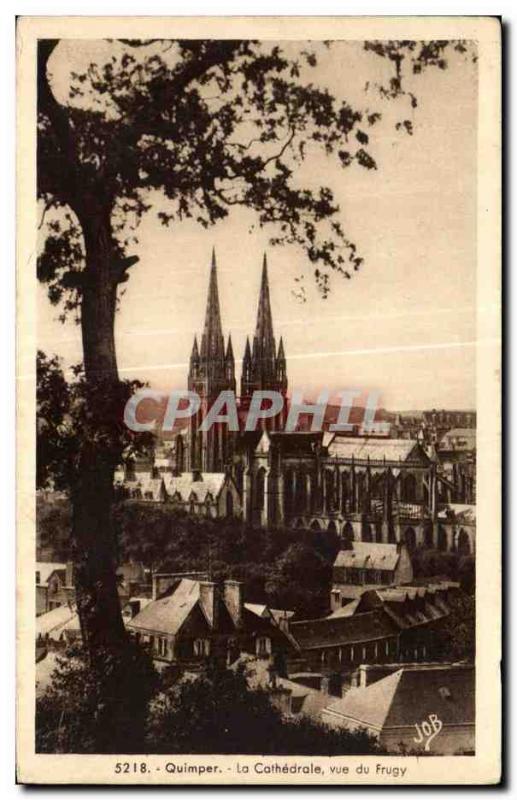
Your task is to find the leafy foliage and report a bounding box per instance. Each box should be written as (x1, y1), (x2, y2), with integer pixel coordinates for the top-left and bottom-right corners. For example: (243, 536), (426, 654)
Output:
(411, 547), (475, 592)
(437, 592), (475, 662)
(38, 39), (475, 304)
(114, 506), (340, 618)
(38, 496), (339, 619)
(36, 641), (158, 754)
(37, 350), (153, 492)
(37, 647), (379, 755)
(148, 661), (380, 756)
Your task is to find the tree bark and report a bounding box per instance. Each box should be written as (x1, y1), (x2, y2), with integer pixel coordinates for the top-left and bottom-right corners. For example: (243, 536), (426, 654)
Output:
(72, 208), (127, 653)
(38, 40), (130, 658)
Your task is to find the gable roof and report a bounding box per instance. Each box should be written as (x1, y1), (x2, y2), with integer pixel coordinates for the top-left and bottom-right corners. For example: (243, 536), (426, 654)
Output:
(334, 542), (401, 572)
(36, 562), (66, 586)
(127, 578), (201, 635)
(325, 668), (402, 732)
(326, 436), (427, 463)
(324, 664), (474, 733)
(36, 604), (80, 639)
(162, 473), (226, 503)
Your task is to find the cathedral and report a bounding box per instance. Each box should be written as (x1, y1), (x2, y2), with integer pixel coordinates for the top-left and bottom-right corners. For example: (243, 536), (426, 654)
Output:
(117, 250), (475, 558)
(186, 249), (287, 473)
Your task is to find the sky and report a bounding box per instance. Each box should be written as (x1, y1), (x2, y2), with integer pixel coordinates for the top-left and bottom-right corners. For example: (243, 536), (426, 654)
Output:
(38, 40), (479, 411)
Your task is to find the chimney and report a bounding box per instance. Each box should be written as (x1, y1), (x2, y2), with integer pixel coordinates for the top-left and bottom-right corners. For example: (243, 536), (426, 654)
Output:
(65, 562), (74, 587)
(199, 581), (219, 629)
(224, 580), (243, 629)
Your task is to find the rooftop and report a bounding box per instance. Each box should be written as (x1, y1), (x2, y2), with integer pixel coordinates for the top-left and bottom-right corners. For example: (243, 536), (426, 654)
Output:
(128, 578), (201, 635)
(326, 436), (427, 463)
(334, 542), (402, 572)
(162, 473), (227, 503)
(290, 609), (398, 650)
(324, 664), (474, 734)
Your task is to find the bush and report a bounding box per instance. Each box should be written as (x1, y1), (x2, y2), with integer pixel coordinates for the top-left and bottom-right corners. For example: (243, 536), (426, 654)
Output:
(148, 662), (379, 755)
(37, 650), (379, 756)
(36, 641), (158, 754)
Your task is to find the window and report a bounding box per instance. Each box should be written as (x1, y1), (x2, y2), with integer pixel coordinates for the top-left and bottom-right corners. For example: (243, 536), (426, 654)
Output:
(157, 637), (168, 657)
(256, 637), (271, 657)
(193, 638), (210, 657)
(36, 571), (40, 584)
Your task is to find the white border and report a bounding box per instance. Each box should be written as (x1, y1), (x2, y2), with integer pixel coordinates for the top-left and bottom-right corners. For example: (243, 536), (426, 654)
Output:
(7, 6), (504, 785)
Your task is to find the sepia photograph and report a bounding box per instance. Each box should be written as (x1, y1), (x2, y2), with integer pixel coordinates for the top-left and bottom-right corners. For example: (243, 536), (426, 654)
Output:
(16, 15), (501, 785)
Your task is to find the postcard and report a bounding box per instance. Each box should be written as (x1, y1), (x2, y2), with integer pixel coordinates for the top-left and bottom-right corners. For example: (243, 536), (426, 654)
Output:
(16, 15), (501, 784)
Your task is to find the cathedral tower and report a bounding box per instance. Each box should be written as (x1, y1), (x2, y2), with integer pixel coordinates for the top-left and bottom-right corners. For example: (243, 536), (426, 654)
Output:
(188, 249), (235, 472)
(241, 254), (288, 430)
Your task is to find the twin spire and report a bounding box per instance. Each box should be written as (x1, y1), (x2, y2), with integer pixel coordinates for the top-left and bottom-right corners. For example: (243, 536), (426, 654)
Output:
(199, 247), (225, 362)
(189, 249), (287, 397)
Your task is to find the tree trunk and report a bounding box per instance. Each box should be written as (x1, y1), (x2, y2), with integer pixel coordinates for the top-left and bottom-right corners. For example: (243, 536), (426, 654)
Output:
(72, 208), (127, 652)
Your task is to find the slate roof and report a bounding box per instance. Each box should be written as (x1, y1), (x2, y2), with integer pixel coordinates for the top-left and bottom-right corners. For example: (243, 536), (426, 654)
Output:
(324, 664), (474, 734)
(326, 436), (425, 463)
(127, 578), (200, 635)
(290, 609), (398, 650)
(327, 600), (361, 618)
(162, 473), (226, 503)
(278, 678), (330, 718)
(36, 605), (80, 639)
(244, 604), (294, 624)
(334, 542), (401, 572)
(244, 602), (269, 619)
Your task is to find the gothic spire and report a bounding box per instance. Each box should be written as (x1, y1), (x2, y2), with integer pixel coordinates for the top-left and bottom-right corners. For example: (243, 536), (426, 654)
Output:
(240, 254), (288, 398)
(190, 334), (199, 363)
(276, 336), (287, 391)
(225, 333), (234, 362)
(200, 248), (225, 361)
(243, 336), (252, 364)
(254, 252), (275, 351)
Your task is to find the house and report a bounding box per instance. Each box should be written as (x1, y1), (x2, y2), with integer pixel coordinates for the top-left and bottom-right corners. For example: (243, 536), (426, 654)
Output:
(36, 563), (74, 614)
(115, 470), (242, 519)
(126, 577), (295, 665)
(162, 472), (241, 518)
(330, 542), (413, 610)
(288, 580), (456, 680)
(36, 562), (66, 615)
(288, 610), (401, 679)
(322, 663), (474, 755)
